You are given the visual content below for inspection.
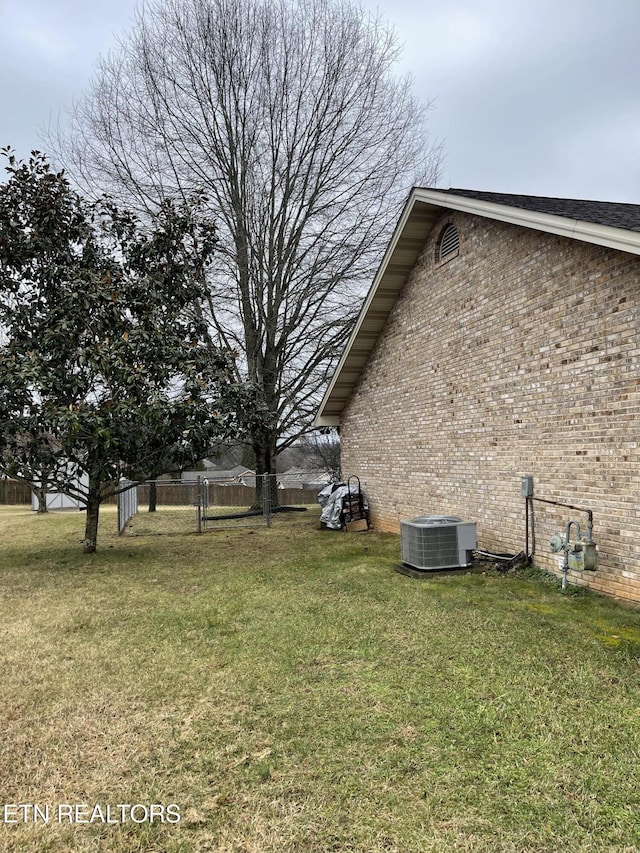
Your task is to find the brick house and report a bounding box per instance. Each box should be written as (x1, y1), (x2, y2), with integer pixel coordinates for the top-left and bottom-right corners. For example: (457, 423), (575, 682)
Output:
(315, 188), (640, 603)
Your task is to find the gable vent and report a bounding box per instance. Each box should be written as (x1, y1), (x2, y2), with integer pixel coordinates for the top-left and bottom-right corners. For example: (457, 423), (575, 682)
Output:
(438, 223), (460, 260)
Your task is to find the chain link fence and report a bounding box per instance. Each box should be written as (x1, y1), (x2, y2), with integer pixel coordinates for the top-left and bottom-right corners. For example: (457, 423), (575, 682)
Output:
(116, 474), (314, 536)
(116, 478), (139, 534)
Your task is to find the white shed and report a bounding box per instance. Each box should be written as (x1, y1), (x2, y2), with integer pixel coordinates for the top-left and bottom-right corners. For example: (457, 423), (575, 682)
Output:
(31, 475), (88, 511)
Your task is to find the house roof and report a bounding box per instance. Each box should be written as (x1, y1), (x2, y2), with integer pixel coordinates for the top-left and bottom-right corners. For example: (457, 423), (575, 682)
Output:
(277, 468), (331, 489)
(430, 188), (640, 233)
(314, 187), (640, 427)
(183, 465), (255, 483)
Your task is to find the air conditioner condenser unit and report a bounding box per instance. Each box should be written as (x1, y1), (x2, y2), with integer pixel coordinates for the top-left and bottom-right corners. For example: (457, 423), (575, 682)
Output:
(400, 515), (477, 571)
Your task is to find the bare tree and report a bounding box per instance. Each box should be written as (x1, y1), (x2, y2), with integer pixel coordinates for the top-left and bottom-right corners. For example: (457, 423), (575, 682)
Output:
(278, 429), (341, 480)
(53, 0), (442, 495)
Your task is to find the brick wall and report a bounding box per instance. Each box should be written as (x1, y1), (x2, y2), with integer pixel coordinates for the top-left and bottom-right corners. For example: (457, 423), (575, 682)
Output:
(340, 211), (640, 602)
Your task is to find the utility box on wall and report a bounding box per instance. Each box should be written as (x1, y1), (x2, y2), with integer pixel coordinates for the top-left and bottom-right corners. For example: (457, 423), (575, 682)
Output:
(521, 476), (534, 497)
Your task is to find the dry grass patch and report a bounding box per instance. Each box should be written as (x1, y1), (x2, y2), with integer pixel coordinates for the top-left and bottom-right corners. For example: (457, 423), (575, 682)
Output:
(1, 505), (640, 851)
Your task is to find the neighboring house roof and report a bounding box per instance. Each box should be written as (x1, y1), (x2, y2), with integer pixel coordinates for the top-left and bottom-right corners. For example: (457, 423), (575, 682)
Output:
(315, 187), (640, 427)
(182, 465), (255, 483)
(277, 468), (331, 489)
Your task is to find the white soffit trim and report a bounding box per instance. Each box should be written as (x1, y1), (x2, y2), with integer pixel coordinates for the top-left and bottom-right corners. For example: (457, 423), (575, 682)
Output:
(415, 188), (640, 256)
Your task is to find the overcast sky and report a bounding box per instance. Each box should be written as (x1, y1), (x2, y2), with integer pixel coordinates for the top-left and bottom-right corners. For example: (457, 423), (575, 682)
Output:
(1, 0), (639, 202)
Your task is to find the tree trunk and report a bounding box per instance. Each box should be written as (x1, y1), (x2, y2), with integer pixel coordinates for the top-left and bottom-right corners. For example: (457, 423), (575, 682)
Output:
(31, 484), (49, 513)
(241, 443), (256, 469)
(31, 466), (51, 512)
(148, 480), (157, 512)
(83, 485), (101, 554)
(252, 433), (279, 510)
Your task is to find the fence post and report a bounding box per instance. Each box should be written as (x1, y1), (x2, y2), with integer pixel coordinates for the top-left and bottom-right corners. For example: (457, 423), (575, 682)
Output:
(263, 473), (272, 528)
(117, 478), (123, 535)
(196, 476), (202, 534)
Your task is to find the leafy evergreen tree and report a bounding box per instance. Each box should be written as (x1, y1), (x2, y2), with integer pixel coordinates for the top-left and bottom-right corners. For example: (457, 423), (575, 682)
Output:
(0, 150), (266, 551)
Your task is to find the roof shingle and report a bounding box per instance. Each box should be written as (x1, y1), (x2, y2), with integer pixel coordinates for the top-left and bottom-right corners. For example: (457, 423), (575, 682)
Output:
(428, 188), (640, 233)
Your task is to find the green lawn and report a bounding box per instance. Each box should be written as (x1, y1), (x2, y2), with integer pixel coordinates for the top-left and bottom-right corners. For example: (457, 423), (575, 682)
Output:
(1, 504), (640, 852)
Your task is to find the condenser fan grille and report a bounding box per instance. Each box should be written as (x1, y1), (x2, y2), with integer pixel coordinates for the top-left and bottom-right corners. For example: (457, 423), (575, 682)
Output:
(402, 525), (459, 567)
(400, 516), (477, 571)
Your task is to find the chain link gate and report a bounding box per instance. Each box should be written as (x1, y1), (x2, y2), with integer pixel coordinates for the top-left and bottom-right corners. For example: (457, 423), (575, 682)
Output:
(197, 473), (274, 531)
